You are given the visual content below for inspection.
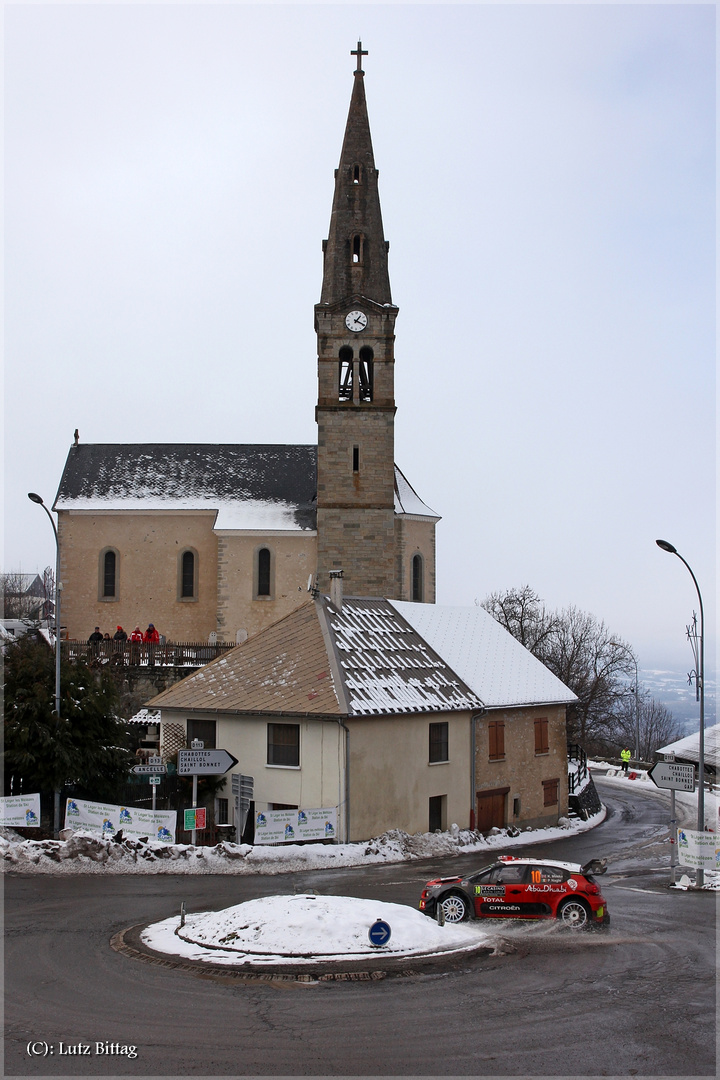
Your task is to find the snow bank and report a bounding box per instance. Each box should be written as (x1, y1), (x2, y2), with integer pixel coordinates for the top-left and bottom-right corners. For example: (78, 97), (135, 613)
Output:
(0, 810), (606, 876)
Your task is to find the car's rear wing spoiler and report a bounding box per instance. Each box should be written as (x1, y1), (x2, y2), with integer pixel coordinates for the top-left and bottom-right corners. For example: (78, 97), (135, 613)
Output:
(580, 858), (607, 876)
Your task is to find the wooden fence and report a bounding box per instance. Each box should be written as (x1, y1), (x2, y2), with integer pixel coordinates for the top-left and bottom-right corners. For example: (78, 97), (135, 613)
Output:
(60, 639), (235, 668)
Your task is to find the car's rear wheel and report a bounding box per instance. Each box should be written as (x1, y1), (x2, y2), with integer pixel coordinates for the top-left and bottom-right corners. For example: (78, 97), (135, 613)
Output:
(557, 898), (590, 929)
(439, 893), (469, 923)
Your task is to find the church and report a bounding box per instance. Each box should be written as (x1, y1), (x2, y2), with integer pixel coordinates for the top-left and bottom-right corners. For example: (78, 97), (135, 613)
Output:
(53, 46), (440, 645)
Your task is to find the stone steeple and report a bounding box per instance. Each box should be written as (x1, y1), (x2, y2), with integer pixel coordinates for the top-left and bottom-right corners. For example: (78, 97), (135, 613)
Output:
(314, 44), (399, 599)
(319, 46), (392, 308)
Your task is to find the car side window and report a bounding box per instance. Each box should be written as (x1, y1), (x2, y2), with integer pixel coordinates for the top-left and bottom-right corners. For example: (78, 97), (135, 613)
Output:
(538, 865), (567, 883)
(494, 865), (527, 884)
(468, 867), (495, 884)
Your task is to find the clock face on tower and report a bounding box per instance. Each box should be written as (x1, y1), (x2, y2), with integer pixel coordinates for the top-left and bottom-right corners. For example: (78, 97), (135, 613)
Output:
(345, 310), (368, 332)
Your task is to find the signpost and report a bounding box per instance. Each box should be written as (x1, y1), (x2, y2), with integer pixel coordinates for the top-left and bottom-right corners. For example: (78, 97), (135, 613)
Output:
(130, 757), (167, 812)
(368, 919), (392, 947)
(177, 749), (239, 776)
(648, 761), (696, 883)
(184, 807), (206, 831)
(231, 774), (254, 844)
(179, 742), (239, 845)
(648, 762), (695, 791)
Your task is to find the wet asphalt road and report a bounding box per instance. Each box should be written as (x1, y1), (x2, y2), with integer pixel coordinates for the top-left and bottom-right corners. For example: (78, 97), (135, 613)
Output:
(4, 777), (716, 1077)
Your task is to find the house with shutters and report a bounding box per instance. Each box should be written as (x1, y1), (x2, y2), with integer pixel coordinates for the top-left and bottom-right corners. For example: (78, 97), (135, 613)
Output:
(147, 585), (576, 842)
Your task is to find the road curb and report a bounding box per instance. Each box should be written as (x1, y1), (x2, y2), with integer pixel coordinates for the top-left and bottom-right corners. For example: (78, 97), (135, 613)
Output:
(111, 923), (493, 983)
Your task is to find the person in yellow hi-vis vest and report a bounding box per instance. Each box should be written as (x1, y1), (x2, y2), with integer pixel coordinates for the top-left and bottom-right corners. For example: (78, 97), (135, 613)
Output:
(620, 748), (632, 774)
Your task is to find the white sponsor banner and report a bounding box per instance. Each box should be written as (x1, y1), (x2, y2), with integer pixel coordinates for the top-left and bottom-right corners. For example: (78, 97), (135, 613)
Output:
(0, 793), (41, 828)
(253, 806), (337, 844)
(676, 828), (720, 870)
(64, 798), (176, 844)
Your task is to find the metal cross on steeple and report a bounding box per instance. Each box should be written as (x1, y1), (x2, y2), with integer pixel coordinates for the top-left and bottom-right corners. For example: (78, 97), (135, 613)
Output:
(351, 41), (368, 72)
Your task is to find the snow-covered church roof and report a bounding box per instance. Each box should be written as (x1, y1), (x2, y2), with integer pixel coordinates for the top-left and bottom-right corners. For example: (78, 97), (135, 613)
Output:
(54, 444), (438, 531)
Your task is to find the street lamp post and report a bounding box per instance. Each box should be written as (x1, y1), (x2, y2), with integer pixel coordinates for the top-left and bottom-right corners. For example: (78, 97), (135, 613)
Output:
(656, 539), (705, 887)
(28, 492), (62, 838)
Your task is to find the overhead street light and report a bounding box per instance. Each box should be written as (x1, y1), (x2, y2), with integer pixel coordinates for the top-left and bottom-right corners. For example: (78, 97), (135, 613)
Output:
(656, 539), (705, 887)
(27, 492), (62, 839)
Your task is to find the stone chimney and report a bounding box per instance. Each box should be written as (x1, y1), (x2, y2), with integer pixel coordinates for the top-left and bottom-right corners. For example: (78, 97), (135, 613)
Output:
(329, 570), (344, 611)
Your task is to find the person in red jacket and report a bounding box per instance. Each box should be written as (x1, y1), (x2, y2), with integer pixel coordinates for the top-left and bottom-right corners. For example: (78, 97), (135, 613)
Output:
(129, 625), (143, 665)
(144, 622), (160, 666)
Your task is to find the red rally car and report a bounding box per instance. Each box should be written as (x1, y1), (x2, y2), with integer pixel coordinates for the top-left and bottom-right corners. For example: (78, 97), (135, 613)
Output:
(419, 855), (610, 929)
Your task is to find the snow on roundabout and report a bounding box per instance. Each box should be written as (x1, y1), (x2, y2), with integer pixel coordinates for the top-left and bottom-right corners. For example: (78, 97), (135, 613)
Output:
(141, 893), (490, 967)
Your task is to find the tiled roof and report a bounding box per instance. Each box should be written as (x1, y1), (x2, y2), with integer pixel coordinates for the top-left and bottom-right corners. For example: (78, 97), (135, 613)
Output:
(148, 603), (342, 716)
(324, 598), (482, 715)
(391, 602), (577, 709)
(147, 598), (482, 718)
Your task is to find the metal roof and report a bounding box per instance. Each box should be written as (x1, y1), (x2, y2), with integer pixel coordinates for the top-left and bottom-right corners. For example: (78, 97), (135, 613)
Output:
(656, 722), (720, 769)
(390, 602), (577, 709)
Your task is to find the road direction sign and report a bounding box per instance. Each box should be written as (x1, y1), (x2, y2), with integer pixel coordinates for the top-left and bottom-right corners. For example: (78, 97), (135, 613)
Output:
(648, 761), (695, 792)
(368, 919), (392, 947)
(132, 764), (167, 775)
(148, 756), (163, 765)
(177, 749), (239, 775)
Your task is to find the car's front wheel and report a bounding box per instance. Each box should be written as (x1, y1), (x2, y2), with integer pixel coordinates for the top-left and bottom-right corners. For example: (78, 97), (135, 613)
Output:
(438, 893), (469, 923)
(557, 898), (590, 929)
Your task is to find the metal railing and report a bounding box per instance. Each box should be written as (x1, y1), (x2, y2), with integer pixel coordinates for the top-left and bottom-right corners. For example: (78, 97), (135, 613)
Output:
(567, 743), (588, 794)
(60, 639), (235, 668)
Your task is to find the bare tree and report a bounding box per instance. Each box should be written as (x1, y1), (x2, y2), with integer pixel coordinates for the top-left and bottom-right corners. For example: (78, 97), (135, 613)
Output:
(483, 586), (637, 753)
(612, 691), (684, 761)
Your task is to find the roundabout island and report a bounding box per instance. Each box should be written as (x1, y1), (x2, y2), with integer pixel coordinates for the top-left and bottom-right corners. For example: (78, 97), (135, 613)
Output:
(113, 893), (494, 981)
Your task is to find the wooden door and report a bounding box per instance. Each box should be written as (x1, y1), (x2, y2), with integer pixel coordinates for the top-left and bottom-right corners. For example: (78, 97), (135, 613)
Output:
(476, 787), (509, 832)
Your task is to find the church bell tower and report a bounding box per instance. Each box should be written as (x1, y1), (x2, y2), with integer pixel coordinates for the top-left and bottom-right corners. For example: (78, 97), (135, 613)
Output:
(315, 43), (399, 598)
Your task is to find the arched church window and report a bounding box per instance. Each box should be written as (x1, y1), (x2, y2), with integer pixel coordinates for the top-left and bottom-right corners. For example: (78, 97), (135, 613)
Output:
(352, 235), (363, 264)
(358, 346), (373, 402)
(353, 164), (362, 184)
(257, 547), (271, 597)
(99, 548), (119, 601)
(180, 550), (196, 599)
(339, 346), (353, 401)
(412, 553), (424, 603)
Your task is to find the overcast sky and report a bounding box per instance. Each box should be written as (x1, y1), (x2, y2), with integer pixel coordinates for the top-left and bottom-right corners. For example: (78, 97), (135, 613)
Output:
(4, 3), (715, 716)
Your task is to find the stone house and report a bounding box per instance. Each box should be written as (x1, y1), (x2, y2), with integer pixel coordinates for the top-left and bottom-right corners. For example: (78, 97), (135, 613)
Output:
(147, 588), (576, 842)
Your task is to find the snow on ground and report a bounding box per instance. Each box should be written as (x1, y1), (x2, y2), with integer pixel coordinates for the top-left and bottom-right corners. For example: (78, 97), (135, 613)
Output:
(0, 809), (605, 876)
(142, 894), (489, 966)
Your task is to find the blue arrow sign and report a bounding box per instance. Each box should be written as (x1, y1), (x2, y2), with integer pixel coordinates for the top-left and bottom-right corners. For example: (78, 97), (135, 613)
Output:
(368, 919), (391, 947)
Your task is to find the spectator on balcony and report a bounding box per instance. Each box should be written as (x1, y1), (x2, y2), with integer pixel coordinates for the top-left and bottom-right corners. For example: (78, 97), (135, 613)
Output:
(144, 622), (160, 666)
(129, 625), (143, 665)
(113, 625), (127, 642)
(87, 626), (103, 658)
